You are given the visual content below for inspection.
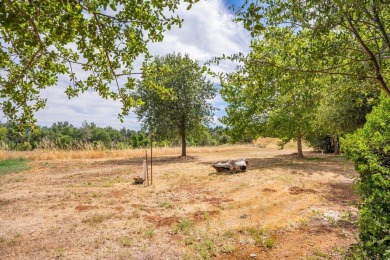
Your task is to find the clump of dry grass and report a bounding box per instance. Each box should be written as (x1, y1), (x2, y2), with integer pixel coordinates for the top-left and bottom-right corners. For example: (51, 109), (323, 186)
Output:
(82, 213), (115, 227)
(0, 149), (106, 160)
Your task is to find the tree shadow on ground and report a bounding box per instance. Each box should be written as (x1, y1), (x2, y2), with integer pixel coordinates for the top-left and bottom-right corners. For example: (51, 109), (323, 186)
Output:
(93, 155), (199, 167)
(324, 182), (359, 206)
(204, 152), (355, 177)
(205, 153), (359, 207)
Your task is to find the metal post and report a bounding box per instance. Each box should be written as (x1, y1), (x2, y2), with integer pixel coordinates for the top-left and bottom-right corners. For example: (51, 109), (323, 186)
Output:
(145, 149), (149, 186)
(150, 132), (153, 185)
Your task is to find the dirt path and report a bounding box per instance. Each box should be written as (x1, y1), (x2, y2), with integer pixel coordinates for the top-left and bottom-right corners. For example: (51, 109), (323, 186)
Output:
(0, 145), (358, 259)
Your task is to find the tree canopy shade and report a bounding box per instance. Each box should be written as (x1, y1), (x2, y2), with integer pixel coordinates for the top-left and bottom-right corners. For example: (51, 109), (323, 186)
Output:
(307, 76), (379, 153)
(134, 53), (216, 157)
(221, 27), (378, 156)
(221, 28), (322, 157)
(0, 0), (198, 129)
(236, 0), (390, 98)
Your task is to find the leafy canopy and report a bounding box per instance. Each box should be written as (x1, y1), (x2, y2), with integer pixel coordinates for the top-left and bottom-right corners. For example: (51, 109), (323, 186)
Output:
(0, 0), (198, 130)
(221, 28), (320, 155)
(134, 53), (216, 156)
(236, 0), (390, 98)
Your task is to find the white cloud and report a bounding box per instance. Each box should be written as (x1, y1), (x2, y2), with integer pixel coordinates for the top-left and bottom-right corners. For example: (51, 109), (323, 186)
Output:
(35, 85), (140, 129)
(34, 0), (250, 130)
(148, 0), (250, 64)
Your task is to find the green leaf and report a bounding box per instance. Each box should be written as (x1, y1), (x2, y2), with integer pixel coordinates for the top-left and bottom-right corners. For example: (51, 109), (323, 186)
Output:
(110, 3), (117, 11)
(253, 24), (265, 32)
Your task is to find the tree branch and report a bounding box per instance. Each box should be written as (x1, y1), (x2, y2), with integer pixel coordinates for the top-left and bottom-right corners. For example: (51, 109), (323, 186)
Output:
(66, 0), (141, 24)
(92, 13), (120, 91)
(345, 15), (390, 97)
(249, 56), (374, 78)
(115, 72), (144, 77)
(258, 60), (376, 79)
(371, 5), (390, 53)
(12, 0), (44, 48)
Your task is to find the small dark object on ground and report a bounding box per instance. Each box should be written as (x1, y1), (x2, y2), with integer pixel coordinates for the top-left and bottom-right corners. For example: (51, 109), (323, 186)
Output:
(133, 176), (145, 185)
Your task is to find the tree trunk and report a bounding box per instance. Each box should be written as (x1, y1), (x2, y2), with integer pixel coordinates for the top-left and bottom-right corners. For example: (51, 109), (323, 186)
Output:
(297, 131), (304, 158)
(333, 136), (340, 154)
(181, 130), (186, 157)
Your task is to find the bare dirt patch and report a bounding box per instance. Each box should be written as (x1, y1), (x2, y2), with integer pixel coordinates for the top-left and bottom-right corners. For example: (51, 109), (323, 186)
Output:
(0, 145), (358, 259)
(145, 215), (181, 227)
(289, 186), (318, 195)
(262, 188), (277, 193)
(75, 204), (97, 211)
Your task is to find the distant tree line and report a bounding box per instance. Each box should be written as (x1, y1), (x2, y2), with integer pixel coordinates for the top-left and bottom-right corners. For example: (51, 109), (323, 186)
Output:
(0, 121), (230, 151)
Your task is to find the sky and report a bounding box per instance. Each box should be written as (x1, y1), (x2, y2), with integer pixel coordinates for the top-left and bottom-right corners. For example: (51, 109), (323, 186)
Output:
(32, 0), (251, 130)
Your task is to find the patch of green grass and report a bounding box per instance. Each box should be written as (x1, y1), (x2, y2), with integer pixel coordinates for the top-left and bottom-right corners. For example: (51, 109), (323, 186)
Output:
(298, 218), (309, 226)
(174, 219), (194, 235)
(57, 247), (66, 258)
(194, 239), (216, 259)
(0, 159), (30, 176)
(246, 227), (265, 245)
(202, 211), (210, 221)
(183, 252), (196, 260)
(302, 248), (331, 260)
(221, 243), (235, 254)
(264, 237), (276, 248)
(158, 201), (174, 208)
(144, 228), (155, 239)
(245, 227), (276, 248)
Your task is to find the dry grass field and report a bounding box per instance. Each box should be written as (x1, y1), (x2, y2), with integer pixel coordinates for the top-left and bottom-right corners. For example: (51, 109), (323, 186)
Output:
(0, 143), (358, 259)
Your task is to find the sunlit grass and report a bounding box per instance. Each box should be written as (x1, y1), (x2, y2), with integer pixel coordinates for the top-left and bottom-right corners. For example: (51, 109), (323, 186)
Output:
(0, 159), (30, 176)
(0, 144), (259, 161)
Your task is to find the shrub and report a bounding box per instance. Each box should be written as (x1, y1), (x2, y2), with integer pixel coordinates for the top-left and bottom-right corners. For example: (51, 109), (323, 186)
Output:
(305, 134), (335, 153)
(342, 95), (390, 258)
(16, 141), (32, 151)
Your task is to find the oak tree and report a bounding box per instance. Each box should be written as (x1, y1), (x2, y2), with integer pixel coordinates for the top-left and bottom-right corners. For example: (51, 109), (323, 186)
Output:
(221, 28), (320, 157)
(134, 53), (216, 157)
